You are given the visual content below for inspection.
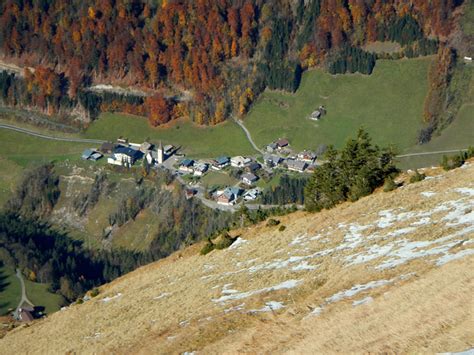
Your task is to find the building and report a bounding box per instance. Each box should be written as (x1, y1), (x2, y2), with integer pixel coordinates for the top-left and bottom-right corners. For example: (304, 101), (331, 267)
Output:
(297, 150), (316, 163)
(185, 188), (196, 200)
(99, 142), (116, 154)
(264, 154), (283, 168)
(81, 149), (95, 160)
(231, 156), (252, 168)
(246, 162), (261, 173)
(89, 152), (103, 161)
(216, 189), (235, 205)
(17, 306), (34, 322)
(287, 159), (307, 172)
(139, 142), (153, 153)
(179, 159), (194, 172)
(157, 141), (164, 164)
(107, 146), (142, 166)
(164, 144), (174, 155)
(310, 110), (321, 120)
(193, 162), (209, 176)
(241, 172), (258, 185)
(276, 138), (289, 149)
(212, 156), (230, 170)
(243, 187), (262, 201)
(266, 142), (278, 153)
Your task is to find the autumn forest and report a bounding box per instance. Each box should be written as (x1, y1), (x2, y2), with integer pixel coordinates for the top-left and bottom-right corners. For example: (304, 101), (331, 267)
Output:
(0, 0), (463, 130)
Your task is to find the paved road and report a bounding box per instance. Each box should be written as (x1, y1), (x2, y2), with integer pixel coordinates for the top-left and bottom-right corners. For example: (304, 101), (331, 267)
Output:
(14, 269), (34, 318)
(233, 117), (263, 154)
(396, 149), (469, 158)
(0, 123), (106, 144)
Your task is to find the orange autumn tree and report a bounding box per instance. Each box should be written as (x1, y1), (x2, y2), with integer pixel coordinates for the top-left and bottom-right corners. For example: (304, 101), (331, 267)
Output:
(146, 94), (171, 127)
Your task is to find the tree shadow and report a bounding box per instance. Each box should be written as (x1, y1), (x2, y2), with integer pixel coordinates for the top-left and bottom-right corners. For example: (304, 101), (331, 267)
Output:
(0, 261), (11, 293)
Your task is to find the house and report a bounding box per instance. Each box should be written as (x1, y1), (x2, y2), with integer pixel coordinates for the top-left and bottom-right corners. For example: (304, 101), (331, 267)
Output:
(212, 156), (230, 170)
(264, 154), (283, 168)
(310, 110), (321, 120)
(287, 159), (307, 172)
(179, 159), (194, 173)
(231, 156), (252, 168)
(243, 187), (262, 201)
(164, 144), (174, 155)
(216, 189), (235, 205)
(297, 150), (316, 163)
(229, 187), (243, 198)
(241, 172), (259, 185)
(276, 138), (289, 149)
(246, 162), (261, 173)
(81, 149), (94, 160)
(185, 188), (196, 200)
(140, 142), (153, 153)
(464, 56), (472, 62)
(99, 142), (116, 154)
(89, 152), (103, 161)
(193, 162), (209, 176)
(107, 146), (143, 166)
(117, 138), (128, 144)
(18, 306), (34, 322)
(266, 142), (278, 153)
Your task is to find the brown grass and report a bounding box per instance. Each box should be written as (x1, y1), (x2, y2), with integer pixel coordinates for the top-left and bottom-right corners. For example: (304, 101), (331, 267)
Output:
(0, 162), (473, 354)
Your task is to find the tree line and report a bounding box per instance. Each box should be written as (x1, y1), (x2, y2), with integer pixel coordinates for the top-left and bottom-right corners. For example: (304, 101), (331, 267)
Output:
(0, 0), (459, 126)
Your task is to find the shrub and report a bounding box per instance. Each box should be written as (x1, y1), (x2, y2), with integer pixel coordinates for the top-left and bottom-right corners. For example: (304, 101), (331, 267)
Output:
(215, 233), (235, 250)
(266, 218), (280, 227)
(278, 225), (286, 232)
(200, 239), (215, 255)
(441, 153), (465, 171)
(409, 170), (426, 183)
(90, 288), (100, 297)
(383, 177), (397, 192)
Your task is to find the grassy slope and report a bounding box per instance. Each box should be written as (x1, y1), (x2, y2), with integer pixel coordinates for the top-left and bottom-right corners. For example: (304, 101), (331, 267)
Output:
(0, 265), (20, 315)
(84, 113), (255, 159)
(244, 57), (431, 152)
(23, 279), (63, 315)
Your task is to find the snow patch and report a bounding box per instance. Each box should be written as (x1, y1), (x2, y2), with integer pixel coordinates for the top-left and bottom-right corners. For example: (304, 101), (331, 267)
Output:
(153, 292), (171, 300)
(101, 293), (122, 303)
(421, 191), (436, 198)
(250, 301), (285, 313)
(229, 237), (248, 250)
(352, 296), (373, 306)
(326, 279), (393, 304)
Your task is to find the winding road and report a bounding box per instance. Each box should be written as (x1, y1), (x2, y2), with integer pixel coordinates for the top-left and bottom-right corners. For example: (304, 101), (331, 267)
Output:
(0, 123), (106, 144)
(14, 269), (34, 318)
(233, 117), (263, 154)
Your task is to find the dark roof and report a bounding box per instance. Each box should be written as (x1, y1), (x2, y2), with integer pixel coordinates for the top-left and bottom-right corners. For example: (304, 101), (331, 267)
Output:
(180, 159), (194, 167)
(114, 146), (142, 159)
(100, 142), (116, 152)
(276, 138), (289, 147)
(90, 152), (103, 161)
(248, 162), (261, 171)
(19, 309), (34, 322)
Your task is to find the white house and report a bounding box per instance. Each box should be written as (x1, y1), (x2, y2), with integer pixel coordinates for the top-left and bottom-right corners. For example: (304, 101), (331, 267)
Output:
(243, 187), (262, 201)
(231, 156), (252, 168)
(297, 150), (316, 163)
(179, 159), (194, 173)
(193, 162), (209, 176)
(108, 146), (142, 166)
(241, 173), (258, 185)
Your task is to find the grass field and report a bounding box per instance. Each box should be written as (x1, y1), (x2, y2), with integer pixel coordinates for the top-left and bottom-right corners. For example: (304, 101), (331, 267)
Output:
(84, 113), (254, 159)
(0, 264), (20, 315)
(201, 170), (239, 188)
(24, 279), (64, 315)
(244, 57), (432, 153)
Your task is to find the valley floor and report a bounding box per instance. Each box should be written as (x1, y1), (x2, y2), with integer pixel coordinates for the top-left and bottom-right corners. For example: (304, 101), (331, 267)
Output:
(1, 161), (473, 354)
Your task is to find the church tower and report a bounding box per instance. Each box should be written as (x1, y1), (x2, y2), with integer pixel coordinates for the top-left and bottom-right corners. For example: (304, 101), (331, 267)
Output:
(157, 141), (164, 164)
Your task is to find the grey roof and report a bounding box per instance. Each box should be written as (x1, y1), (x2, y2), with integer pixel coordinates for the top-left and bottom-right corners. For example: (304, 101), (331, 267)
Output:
(215, 156), (230, 165)
(82, 149), (94, 159)
(287, 159), (307, 170)
(90, 152), (103, 161)
(229, 187), (243, 196)
(242, 173), (258, 182)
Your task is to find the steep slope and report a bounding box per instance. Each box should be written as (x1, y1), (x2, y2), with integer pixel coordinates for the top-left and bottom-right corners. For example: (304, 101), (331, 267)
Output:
(1, 163), (473, 354)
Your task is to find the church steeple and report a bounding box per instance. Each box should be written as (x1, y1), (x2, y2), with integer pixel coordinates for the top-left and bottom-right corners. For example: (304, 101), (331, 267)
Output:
(157, 141), (164, 164)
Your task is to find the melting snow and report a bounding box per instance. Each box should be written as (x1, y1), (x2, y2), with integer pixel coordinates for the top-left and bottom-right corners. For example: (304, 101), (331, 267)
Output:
(352, 296), (373, 306)
(454, 188), (474, 196)
(436, 249), (474, 266)
(212, 279), (302, 303)
(153, 292), (171, 300)
(250, 301), (285, 313)
(229, 237), (248, 249)
(421, 191), (436, 198)
(101, 293), (122, 302)
(326, 279), (393, 304)
(224, 303), (246, 313)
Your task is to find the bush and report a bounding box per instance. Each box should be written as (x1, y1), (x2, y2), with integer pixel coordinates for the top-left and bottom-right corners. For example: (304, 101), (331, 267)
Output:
(90, 288), (100, 297)
(266, 218), (280, 227)
(278, 225), (286, 232)
(409, 170), (426, 183)
(383, 177), (397, 192)
(441, 153), (465, 171)
(200, 239), (215, 255)
(214, 233), (235, 250)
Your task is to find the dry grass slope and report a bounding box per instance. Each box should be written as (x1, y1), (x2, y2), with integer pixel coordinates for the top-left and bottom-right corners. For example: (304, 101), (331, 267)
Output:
(1, 162), (473, 354)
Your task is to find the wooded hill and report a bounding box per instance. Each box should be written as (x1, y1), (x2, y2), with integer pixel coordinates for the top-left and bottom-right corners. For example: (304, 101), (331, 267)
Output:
(0, 0), (460, 126)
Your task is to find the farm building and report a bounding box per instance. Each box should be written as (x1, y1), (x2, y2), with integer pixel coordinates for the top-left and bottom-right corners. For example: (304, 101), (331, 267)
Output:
(108, 146), (142, 166)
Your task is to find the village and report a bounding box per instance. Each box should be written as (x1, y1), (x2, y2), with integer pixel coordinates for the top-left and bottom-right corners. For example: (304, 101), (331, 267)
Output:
(80, 135), (321, 210)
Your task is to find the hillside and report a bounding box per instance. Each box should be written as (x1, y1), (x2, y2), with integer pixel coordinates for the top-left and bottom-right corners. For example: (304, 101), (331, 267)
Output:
(1, 161), (473, 353)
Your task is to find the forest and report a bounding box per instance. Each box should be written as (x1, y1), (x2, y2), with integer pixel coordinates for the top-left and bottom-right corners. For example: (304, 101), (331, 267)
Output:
(0, 0), (460, 126)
